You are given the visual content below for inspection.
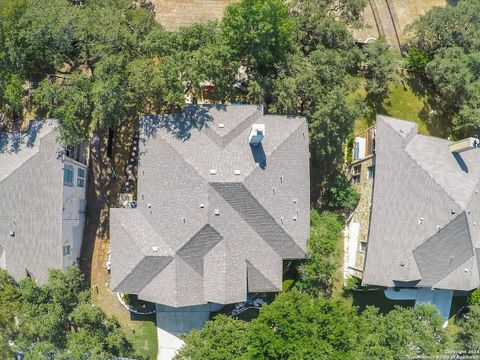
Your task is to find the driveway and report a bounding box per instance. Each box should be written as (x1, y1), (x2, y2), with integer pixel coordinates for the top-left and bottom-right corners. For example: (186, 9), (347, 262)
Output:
(156, 303), (223, 360)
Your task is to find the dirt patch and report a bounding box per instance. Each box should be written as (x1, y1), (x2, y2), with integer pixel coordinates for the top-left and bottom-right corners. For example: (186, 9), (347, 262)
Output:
(153, 0), (236, 31)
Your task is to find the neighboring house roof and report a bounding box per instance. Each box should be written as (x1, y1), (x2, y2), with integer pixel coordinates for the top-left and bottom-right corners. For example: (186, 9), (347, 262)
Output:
(0, 121), (64, 283)
(363, 115), (480, 290)
(110, 104), (310, 307)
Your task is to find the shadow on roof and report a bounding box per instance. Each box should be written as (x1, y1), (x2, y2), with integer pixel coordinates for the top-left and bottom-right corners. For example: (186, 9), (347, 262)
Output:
(141, 105), (226, 142)
(250, 143), (266, 170)
(453, 152), (469, 173)
(0, 120), (44, 154)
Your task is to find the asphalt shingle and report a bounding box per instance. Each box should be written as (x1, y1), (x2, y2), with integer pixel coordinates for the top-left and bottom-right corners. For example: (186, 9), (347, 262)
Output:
(110, 105), (310, 307)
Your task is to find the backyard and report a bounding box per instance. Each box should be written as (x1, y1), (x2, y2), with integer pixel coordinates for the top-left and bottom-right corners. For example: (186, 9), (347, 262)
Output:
(355, 75), (451, 138)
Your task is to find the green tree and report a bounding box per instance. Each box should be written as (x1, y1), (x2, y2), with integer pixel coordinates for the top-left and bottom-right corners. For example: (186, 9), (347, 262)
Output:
(309, 88), (362, 164)
(248, 290), (359, 360)
(297, 211), (343, 296)
(0, 270), (20, 335)
(34, 72), (92, 144)
(222, 0), (294, 75)
(290, 0), (365, 54)
(361, 40), (395, 105)
(175, 315), (250, 360)
(357, 305), (451, 359)
(328, 175), (360, 212)
(406, 47), (433, 72)
(0, 267), (135, 359)
(408, 1), (480, 138)
(457, 304), (480, 351)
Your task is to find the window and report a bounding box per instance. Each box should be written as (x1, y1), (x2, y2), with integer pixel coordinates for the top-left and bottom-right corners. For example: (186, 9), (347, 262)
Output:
(352, 164), (361, 184)
(353, 164), (361, 175)
(63, 245), (71, 256)
(77, 168), (86, 188)
(353, 142), (360, 160)
(367, 165), (375, 179)
(63, 168), (74, 186)
(359, 241), (367, 253)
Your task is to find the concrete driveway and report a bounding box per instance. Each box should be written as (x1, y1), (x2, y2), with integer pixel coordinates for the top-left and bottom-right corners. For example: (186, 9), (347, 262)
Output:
(156, 303), (223, 360)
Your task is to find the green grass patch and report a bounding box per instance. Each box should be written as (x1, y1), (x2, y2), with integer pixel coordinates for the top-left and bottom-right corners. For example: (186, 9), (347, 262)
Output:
(129, 314), (158, 360)
(355, 76), (451, 138)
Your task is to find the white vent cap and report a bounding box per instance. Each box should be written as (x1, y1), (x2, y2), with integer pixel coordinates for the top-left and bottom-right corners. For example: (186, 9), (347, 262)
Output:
(249, 124), (265, 146)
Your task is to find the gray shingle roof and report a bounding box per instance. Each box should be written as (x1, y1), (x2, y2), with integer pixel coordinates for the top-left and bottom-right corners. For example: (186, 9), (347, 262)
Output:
(363, 115), (480, 290)
(110, 105), (310, 307)
(0, 121), (64, 283)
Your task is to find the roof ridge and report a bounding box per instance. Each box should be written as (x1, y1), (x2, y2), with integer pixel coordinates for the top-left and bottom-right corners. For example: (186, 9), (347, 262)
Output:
(210, 182), (305, 258)
(203, 106), (263, 148)
(0, 121), (56, 184)
(403, 139), (463, 209)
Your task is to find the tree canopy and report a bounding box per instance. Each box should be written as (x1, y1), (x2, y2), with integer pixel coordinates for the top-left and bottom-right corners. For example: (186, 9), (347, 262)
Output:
(0, 267), (133, 359)
(407, 1), (480, 138)
(177, 289), (453, 360)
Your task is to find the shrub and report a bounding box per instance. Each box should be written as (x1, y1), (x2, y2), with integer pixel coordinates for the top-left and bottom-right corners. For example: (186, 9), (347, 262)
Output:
(406, 47), (432, 72)
(297, 210), (343, 296)
(328, 175), (360, 212)
(345, 276), (359, 290)
(469, 289), (480, 306)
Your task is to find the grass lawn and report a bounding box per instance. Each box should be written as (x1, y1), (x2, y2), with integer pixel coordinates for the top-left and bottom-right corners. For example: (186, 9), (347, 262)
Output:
(355, 76), (452, 138)
(129, 313), (158, 360)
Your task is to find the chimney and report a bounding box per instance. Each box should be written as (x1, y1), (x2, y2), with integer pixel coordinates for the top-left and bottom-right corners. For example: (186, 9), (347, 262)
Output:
(449, 137), (480, 153)
(249, 124), (265, 146)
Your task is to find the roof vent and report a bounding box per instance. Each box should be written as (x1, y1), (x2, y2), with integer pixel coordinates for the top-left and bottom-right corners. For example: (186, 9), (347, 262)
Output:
(182, 217), (186, 223)
(152, 246), (158, 252)
(418, 217), (424, 224)
(214, 208), (220, 216)
(209, 169), (217, 175)
(234, 170), (241, 175)
(248, 124), (265, 146)
(451, 209), (456, 215)
(465, 268), (469, 273)
(200, 203), (205, 208)
(436, 225), (442, 232)
(400, 260), (406, 267)
(449, 137), (480, 153)
(9, 231), (15, 237)
(147, 203), (152, 208)
(219, 123), (225, 128)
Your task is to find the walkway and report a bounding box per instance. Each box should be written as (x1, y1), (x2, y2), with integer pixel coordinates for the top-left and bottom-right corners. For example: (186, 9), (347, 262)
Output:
(156, 303), (223, 360)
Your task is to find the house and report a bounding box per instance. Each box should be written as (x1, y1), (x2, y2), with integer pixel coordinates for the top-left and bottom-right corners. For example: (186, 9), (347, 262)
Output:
(0, 120), (88, 283)
(110, 104), (310, 308)
(346, 115), (480, 323)
(343, 126), (375, 280)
